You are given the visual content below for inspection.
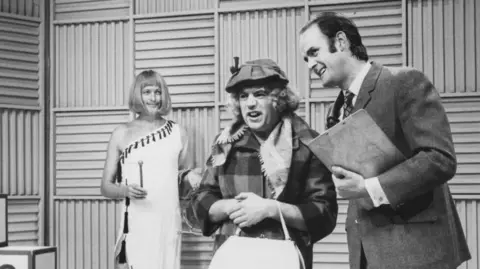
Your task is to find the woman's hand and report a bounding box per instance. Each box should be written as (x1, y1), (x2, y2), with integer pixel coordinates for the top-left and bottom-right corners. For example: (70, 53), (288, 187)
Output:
(125, 183), (148, 199)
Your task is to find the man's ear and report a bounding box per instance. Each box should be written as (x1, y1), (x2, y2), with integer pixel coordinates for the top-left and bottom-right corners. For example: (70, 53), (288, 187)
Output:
(335, 31), (349, 52)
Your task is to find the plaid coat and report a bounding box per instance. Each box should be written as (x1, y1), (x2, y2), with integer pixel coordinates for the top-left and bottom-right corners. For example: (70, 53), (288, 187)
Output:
(192, 114), (338, 269)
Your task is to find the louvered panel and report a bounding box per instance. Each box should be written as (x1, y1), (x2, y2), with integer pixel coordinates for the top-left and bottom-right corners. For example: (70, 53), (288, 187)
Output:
(219, 105), (234, 130)
(135, 15), (215, 104)
(443, 97), (480, 194)
(219, 0), (302, 9)
(407, 0), (479, 94)
(0, 0), (40, 17)
(135, 0), (215, 14)
(7, 198), (40, 246)
(54, 0), (130, 21)
(311, 199), (348, 269)
(0, 109), (41, 195)
(181, 233), (215, 269)
(455, 199), (480, 269)
(219, 8), (307, 103)
(310, 1), (402, 99)
(0, 16), (40, 109)
(54, 110), (130, 196)
(310, 101), (334, 133)
(54, 199), (123, 269)
(166, 107), (215, 167)
(55, 21), (131, 108)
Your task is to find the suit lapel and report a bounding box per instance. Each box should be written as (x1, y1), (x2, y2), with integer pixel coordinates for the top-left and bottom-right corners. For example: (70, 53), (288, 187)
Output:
(353, 62), (383, 112)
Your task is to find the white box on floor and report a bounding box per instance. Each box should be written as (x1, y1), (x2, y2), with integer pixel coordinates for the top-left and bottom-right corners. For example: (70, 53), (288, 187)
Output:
(0, 193), (6, 247)
(0, 246), (57, 269)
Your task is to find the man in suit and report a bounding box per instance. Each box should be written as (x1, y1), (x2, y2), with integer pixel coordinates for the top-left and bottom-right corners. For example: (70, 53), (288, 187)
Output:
(299, 12), (470, 269)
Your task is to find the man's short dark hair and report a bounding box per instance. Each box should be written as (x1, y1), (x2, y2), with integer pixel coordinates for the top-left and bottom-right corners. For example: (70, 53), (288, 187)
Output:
(300, 12), (369, 61)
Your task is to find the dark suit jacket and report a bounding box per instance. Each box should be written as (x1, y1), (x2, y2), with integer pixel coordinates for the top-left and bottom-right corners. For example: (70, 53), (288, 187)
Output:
(326, 62), (470, 269)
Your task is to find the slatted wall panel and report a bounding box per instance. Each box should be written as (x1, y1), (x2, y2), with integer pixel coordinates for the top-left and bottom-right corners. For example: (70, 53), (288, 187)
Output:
(407, 0), (479, 94)
(0, 16), (40, 108)
(310, 1), (402, 99)
(0, 0), (40, 17)
(135, 15), (215, 104)
(219, 105), (234, 130)
(219, 0), (303, 9)
(54, 0), (130, 21)
(54, 199), (123, 269)
(135, 0), (216, 14)
(219, 8), (307, 102)
(311, 200), (348, 269)
(167, 107), (216, 167)
(456, 199), (480, 269)
(54, 21), (131, 108)
(443, 97), (480, 195)
(0, 109), (42, 195)
(55, 110), (130, 196)
(7, 198), (40, 246)
(181, 234), (214, 269)
(310, 100), (334, 133)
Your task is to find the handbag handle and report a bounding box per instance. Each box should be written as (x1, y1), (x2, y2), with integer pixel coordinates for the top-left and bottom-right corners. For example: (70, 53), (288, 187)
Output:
(235, 201), (291, 241)
(276, 200), (291, 241)
(234, 200), (306, 269)
(277, 201), (306, 269)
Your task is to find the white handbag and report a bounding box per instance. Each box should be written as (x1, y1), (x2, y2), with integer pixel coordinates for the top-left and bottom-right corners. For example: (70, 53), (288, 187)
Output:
(208, 201), (306, 269)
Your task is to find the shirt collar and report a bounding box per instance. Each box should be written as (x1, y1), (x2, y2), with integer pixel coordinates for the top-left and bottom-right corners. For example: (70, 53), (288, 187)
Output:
(345, 61), (371, 96)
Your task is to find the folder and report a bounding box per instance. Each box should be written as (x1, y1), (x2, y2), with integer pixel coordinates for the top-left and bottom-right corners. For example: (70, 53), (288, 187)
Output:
(307, 109), (405, 178)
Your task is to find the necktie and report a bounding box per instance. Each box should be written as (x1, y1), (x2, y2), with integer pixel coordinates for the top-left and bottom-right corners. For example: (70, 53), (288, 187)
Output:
(342, 91), (355, 119)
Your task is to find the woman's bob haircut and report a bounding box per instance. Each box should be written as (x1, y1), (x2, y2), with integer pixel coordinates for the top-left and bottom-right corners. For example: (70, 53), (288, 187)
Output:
(128, 70), (172, 116)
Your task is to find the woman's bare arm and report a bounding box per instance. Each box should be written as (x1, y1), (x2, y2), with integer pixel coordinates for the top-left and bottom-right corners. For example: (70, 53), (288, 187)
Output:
(100, 125), (129, 199)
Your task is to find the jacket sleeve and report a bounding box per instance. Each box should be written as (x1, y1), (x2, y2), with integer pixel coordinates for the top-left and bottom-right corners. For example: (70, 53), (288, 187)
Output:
(191, 162), (224, 236)
(378, 68), (457, 209)
(296, 153), (338, 244)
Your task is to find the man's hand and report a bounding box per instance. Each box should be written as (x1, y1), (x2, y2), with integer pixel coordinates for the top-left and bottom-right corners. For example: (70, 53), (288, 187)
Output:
(331, 166), (368, 199)
(228, 192), (275, 228)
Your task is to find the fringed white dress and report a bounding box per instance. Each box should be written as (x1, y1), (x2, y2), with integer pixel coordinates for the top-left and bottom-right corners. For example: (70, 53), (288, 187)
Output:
(114, 120), (186, 269)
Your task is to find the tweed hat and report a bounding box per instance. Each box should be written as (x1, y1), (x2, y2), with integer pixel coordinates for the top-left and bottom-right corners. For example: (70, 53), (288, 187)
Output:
(225, 58), (289, 93)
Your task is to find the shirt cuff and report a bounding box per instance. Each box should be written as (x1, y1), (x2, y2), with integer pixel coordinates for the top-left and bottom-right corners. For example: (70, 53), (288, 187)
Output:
(364, 177), (390, 207)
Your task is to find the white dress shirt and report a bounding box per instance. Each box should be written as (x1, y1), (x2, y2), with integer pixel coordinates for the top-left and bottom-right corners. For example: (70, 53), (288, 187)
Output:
(340, 62), (390, 207)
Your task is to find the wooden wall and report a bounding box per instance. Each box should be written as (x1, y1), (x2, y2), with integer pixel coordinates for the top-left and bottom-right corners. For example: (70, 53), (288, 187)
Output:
(0, 0), (46, 246)
(2, 0), (479, 268)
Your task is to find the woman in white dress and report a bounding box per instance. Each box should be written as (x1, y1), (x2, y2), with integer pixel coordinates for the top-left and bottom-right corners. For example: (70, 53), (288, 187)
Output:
(100, 70), (202, 269)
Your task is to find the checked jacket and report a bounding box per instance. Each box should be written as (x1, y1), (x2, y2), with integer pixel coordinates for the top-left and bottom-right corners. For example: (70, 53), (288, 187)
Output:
(192, 114), (338, 269)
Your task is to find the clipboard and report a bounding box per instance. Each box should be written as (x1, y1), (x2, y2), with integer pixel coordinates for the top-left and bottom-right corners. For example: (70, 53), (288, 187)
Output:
(307, 109), (405, 178)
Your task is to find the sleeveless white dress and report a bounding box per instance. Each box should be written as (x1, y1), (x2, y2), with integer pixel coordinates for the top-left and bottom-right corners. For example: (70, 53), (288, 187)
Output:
(114, 120), (183, 269)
